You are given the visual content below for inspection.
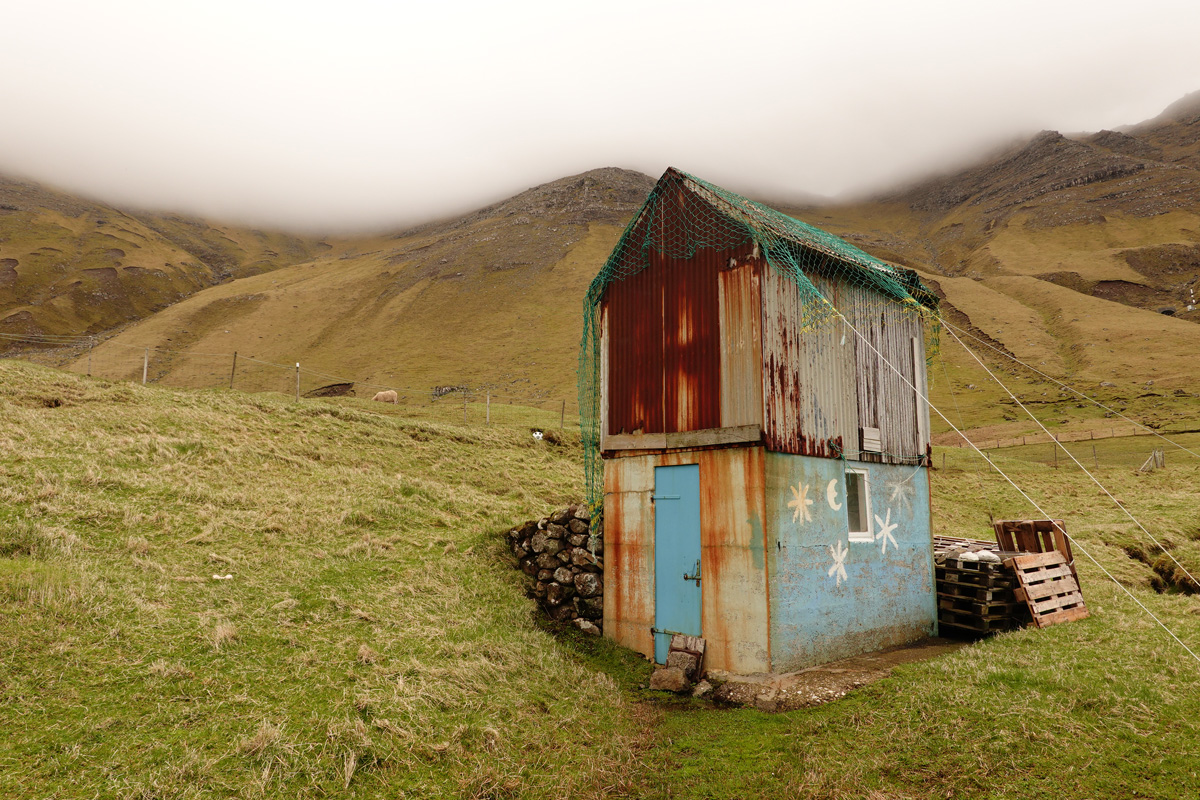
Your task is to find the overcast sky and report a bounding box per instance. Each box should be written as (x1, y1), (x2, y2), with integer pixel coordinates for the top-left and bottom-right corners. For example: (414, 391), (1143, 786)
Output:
(2, 0), (1198, 233)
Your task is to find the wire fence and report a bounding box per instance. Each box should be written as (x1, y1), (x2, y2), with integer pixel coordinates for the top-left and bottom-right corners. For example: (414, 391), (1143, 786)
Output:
(934, 431), (1200, 472)
(936, 424), (1198, 452)
(0, 332), (577, 431)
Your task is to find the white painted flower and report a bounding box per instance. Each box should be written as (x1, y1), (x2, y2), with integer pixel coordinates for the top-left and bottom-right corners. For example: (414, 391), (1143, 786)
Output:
(886, 477), (914, 512)
(788, 482), (814, 523)
(874, 508), (898, 554)
(828, 540), (848, 586)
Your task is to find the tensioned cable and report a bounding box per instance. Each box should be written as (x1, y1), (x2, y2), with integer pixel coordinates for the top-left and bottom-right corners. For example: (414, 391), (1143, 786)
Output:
(939, 317), (1200, 460)
(943, 322), (1200, 591)
(830, 303), (1200, 664)
(937, 342), (996, 516)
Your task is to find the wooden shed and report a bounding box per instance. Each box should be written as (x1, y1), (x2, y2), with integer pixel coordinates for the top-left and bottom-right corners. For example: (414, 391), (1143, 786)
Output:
(579, 168), (940, 674)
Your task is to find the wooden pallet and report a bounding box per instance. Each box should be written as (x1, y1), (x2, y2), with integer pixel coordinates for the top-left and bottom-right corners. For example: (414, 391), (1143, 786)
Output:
(994, 519), (1074, 567)
(1004, 551), (1089, 628)
(933, 535), (1000, 560)
(937, 607), (1023, 634)
(937, 594), (1025, 616)
(935, 555), (1028, 636)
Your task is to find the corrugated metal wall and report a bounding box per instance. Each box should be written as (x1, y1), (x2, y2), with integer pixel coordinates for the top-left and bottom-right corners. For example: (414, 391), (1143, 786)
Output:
(602, 447), (771, 674)
(760, 270), (859, 458)
(718, 261), (763, 428)
(845, 282), (927, 463)
(604, 244), (756, 436)
(761, 267), (927, 464)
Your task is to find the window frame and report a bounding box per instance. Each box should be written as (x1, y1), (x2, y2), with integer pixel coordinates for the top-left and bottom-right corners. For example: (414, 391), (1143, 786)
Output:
(844, 468), (873, 543)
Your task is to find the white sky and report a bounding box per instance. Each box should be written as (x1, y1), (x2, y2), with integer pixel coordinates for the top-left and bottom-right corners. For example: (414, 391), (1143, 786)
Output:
(2, 0), (1198, 232)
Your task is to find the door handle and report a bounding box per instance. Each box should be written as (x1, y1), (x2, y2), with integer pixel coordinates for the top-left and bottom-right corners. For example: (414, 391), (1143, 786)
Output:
(651, 494), (680, 502)
(683, 559), (701, 586)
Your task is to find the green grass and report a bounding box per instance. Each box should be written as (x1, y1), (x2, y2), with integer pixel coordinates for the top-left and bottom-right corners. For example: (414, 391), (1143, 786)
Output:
(0, 361), (637, 798)
(4, 360), (1200, 799)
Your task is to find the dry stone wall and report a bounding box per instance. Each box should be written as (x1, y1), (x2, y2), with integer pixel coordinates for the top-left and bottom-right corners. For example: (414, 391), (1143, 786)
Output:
(506, 504), (603, 635)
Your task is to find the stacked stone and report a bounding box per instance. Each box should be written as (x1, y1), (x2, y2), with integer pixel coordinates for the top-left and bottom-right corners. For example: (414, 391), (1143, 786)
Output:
(506, 504), (603, 635)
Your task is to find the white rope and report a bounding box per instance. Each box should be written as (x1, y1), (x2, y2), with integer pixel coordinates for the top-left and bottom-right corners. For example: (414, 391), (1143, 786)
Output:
(939, 317), (1200, 460)
(943, 323), (1200, 591)
(832, 306), (1200, 664)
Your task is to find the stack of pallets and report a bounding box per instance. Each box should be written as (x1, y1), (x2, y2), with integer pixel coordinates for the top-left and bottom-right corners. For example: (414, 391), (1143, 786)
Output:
(1005, 551), (1089, 628)
(936, 552), (1030, 635)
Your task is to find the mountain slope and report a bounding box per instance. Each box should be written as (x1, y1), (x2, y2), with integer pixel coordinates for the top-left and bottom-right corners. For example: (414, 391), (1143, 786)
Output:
(805, 95), (1200, 324)
(0, 175), (327, 351)
(73, 169), (656, 405)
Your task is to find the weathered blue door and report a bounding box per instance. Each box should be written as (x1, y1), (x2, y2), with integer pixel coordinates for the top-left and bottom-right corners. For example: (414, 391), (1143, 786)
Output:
(653, 464), (702, 664)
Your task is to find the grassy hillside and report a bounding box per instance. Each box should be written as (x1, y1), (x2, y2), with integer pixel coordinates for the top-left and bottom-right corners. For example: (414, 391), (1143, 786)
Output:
(0, 174), (326, 352)
(0, 360), (641, 798)
(64, 169), (655, 410)
(3, 361), (1200, 798)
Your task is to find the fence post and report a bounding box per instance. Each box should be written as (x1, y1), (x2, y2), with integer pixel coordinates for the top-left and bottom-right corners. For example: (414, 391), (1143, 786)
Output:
(561, 400), (565, 430)
(142, 348), (148, 385)
(230, 351), (238, 390)
(295, 363), (300, 402)
(486, 391), (490, 426)
(87, 348), (92, 377)
(1053, 440), (1058, 470)
(464, 391), (468, 424)
(1093, 444), (1097, 469)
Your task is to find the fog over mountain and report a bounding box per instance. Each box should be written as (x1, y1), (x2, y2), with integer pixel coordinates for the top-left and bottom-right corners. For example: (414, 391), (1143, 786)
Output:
(2, 1), (1198, 232)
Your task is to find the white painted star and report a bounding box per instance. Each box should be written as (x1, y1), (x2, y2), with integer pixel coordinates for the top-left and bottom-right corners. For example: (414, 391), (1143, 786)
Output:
(828, 540), (848, 586)
(788, 482), (813, 523)
(886, 478), (914, 512)
(874, 508), (898, 554)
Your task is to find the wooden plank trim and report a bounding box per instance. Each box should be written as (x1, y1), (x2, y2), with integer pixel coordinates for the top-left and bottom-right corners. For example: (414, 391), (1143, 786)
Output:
(1034, 606), (1090, 628)
(1025, 591), (1087, 614)
(1013, 564), (1076, 584)
(1004, 551), (1067, 570)
(1015, 576), (1081, 601)
(603, 425), (762, 453)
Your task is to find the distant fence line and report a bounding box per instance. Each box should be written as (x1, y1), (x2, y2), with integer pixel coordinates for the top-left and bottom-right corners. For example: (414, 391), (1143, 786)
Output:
(0, 332), (576, 430)
(938, 424), (1192, 452)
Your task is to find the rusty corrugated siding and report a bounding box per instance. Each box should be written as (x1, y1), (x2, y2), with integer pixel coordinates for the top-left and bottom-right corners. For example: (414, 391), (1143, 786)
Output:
(602, 449), (771, 674)
(718, 260), (763, 428)
(606, 260), (664, 435)
(761, 268), (926, 464)
(846, 282), (925, 463)
(602, 458), (655, 658)
(605, 244), (756, 436)
(660, 248), (721, 432)
(760, 269), (858, 458)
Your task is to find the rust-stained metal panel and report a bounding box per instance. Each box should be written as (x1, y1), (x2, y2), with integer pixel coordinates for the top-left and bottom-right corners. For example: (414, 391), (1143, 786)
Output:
(718, 261), (763, 429)
(604, 243), (752, 436)
(760, 269), (859, 458)
(659, 248), (721, 432)
(602, 448), (770, 674)
(846, 282), (925, 463)
(606, 259), (663, 436)
(760, 268), (927, 464)
(602, 458), (655, 658)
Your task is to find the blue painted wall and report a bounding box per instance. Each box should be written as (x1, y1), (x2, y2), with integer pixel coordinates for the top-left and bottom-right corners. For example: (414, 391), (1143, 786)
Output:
(765, 452), (935, 672)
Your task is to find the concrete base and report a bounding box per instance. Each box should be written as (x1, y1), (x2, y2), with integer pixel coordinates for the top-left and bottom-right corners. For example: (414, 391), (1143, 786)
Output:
(707, 637), (965, 712)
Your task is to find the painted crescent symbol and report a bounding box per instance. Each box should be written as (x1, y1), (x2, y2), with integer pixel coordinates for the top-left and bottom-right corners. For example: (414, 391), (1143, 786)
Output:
(827, 479), (842, 511)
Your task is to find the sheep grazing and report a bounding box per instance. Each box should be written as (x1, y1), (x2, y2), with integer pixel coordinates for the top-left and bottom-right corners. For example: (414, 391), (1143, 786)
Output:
(372, 390), (398, 404)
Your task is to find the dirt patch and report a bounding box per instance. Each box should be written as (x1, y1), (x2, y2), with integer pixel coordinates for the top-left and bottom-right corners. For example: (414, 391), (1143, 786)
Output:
(709, 637), (967, 712)
(1090, 279), (1177, 312)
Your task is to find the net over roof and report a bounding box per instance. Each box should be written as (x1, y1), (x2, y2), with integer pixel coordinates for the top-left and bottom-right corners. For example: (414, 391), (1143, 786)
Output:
(578, 167), (938, 532)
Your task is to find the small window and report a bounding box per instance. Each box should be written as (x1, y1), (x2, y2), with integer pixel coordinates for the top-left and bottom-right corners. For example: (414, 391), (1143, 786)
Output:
(845, 469), (872, 542)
